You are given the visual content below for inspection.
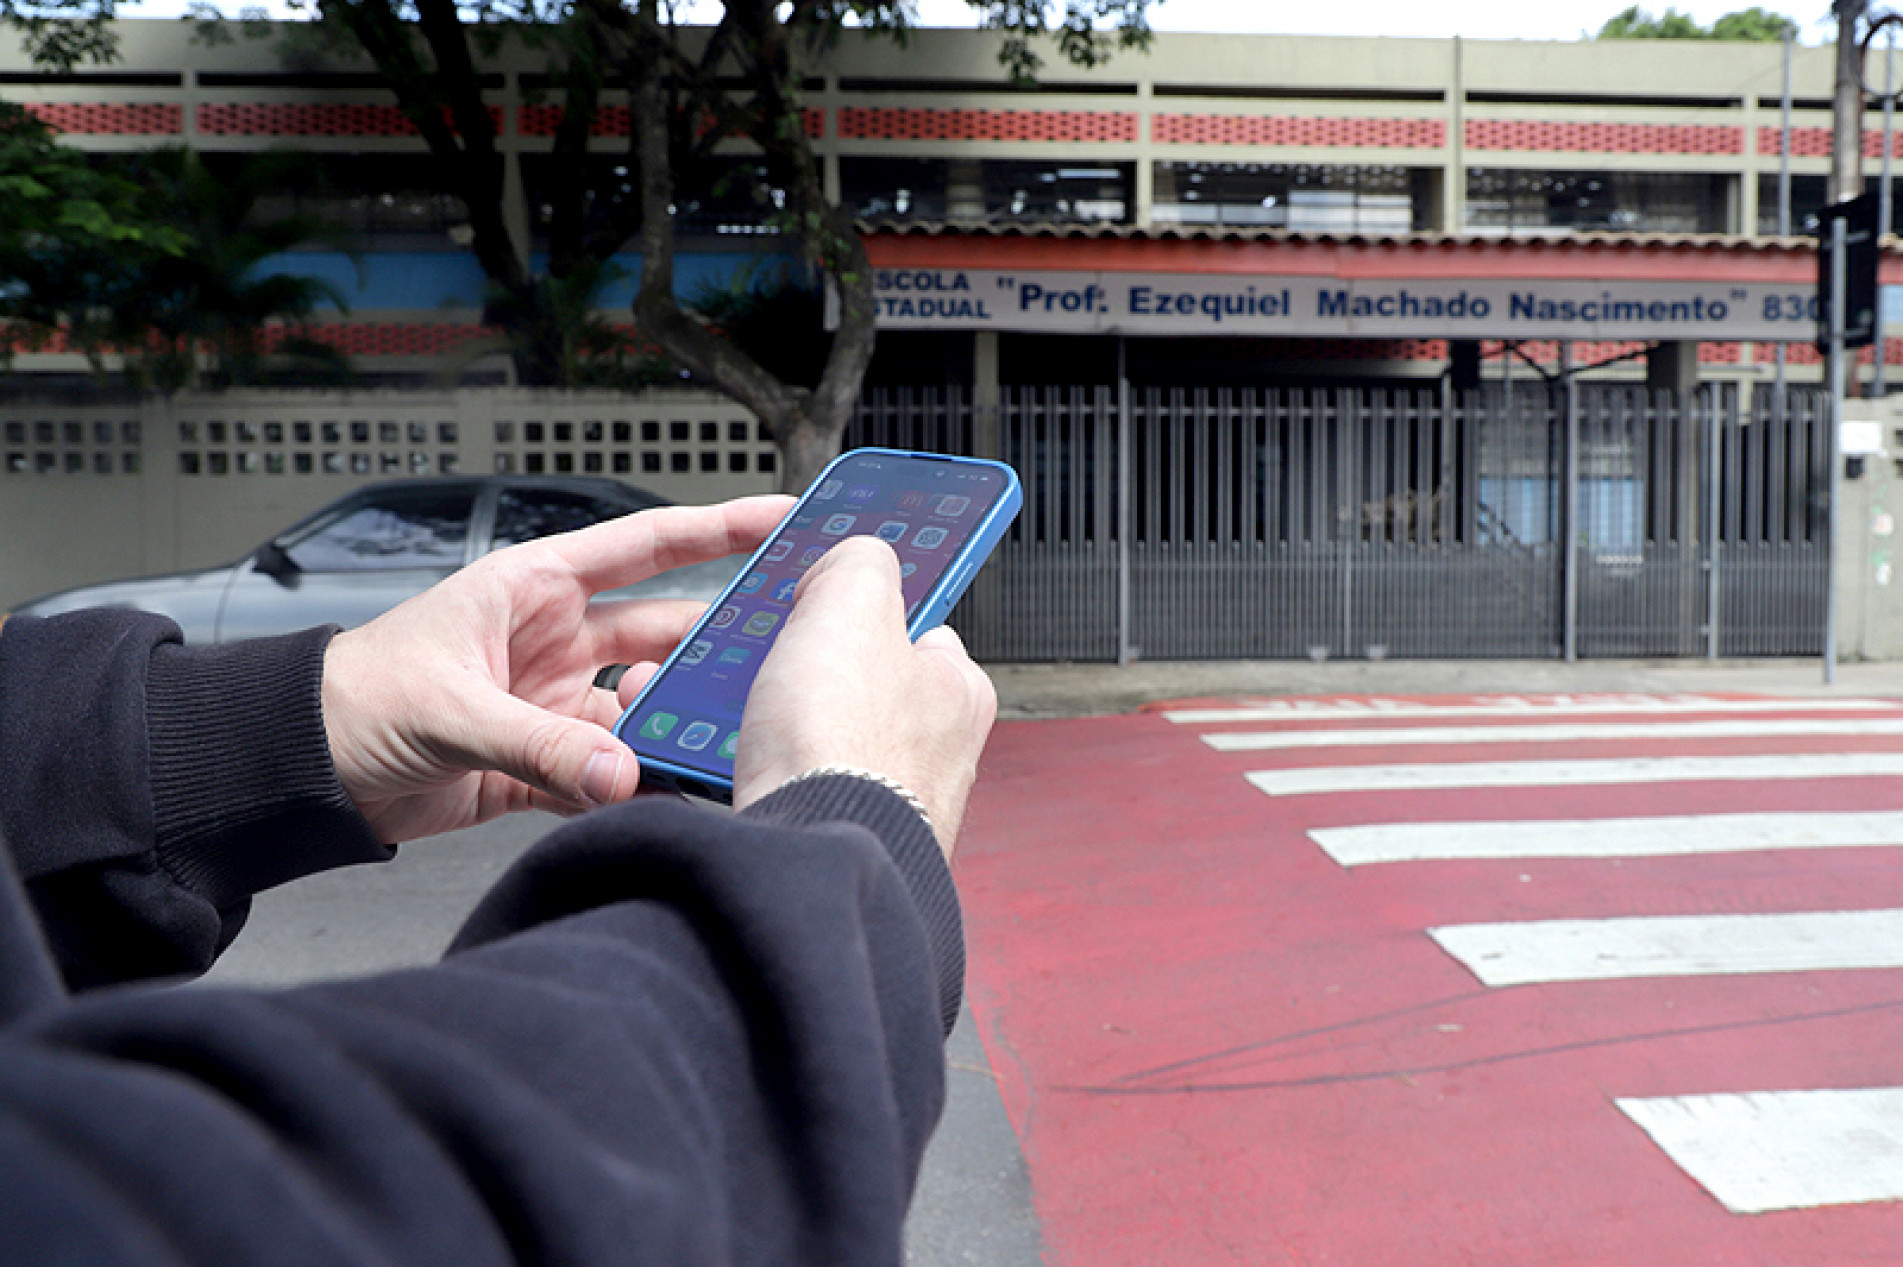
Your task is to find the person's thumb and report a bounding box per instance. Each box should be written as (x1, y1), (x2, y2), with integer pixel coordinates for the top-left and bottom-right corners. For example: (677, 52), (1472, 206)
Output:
(462, 691), (639, 809)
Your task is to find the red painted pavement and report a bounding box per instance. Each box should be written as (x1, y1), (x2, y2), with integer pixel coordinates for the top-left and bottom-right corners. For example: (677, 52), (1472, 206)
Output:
(955, 695), (1903, 1265)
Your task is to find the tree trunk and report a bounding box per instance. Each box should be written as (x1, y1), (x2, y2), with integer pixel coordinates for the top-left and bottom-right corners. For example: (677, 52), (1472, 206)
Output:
(623, 1), (880, 494)
(777, 412), (839, 490)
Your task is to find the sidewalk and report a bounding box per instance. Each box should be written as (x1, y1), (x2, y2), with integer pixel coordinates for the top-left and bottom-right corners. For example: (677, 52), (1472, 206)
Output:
(987, 657), (1903, 719)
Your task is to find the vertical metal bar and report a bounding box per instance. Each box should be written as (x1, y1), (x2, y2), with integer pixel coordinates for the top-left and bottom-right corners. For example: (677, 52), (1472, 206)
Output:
(1826, 215), (1847, 683)
(1777, 31), (1794, 402)
(1116, 343), (1132, 665)
(1706, 385), (1722, 658)
(1562, 343), (1579, 661)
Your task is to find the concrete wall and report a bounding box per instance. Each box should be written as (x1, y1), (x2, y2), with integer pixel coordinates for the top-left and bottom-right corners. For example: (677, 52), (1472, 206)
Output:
(0, 389), (775, 610)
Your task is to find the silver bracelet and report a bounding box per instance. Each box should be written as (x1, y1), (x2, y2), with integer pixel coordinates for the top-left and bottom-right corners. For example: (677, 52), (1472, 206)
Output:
(775, 764), (934, 833)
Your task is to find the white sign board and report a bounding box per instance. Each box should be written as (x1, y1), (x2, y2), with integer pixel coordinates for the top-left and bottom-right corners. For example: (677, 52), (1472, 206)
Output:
(854, 268), (1820, 341)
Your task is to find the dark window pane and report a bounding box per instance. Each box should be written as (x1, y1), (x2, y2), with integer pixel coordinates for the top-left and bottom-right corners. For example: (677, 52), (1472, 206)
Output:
(1152, 160), (1428, 232)
(284, 487), (476, 572)
(491, 487), (623, 549)
(1466, 168), (1730, 235)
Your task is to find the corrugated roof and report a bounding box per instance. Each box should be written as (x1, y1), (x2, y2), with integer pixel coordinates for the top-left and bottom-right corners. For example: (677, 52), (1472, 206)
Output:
(855, 219), (1865, 254)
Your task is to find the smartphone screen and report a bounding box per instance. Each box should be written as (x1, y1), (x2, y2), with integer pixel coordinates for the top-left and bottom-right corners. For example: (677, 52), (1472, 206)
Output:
(616, 450), (1014, 789)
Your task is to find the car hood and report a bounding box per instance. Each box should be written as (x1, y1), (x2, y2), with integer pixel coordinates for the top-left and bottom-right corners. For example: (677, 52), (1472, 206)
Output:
(12, 566), (237, 621)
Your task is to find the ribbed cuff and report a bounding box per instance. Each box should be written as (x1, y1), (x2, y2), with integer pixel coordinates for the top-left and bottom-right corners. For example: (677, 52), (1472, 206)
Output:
(742, 774), (965, 1036)
(146, 627), (390, 909)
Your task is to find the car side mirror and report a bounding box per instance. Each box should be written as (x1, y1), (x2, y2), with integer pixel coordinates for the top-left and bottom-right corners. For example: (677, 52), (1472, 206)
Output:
(253, 540), (301, 581)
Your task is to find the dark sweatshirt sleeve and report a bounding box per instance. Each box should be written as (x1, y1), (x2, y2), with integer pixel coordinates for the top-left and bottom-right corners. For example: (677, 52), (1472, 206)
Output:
(0, 781), (963, 1266)
(0, 611), (388, 989)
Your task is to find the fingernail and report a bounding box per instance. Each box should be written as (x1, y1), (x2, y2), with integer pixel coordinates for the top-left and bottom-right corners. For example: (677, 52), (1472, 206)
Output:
(580, 749), (625, 807)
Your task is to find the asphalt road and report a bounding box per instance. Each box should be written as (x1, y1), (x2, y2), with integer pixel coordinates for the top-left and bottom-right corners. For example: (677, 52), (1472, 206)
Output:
(203, 808), (1044, 1266)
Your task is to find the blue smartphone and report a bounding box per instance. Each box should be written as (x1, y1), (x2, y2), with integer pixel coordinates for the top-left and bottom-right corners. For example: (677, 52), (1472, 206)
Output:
(611, 447), (1022, 802)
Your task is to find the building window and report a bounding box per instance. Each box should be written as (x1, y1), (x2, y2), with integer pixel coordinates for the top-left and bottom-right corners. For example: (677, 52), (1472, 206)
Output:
(841, 157), (950, 222)
(1757, 173), (1830, 235)
(982, 160), (1133, 225)
(219, 153), (469, 249)
(1152, 162), (1429, 232)
(1465, 169), (1731, 235)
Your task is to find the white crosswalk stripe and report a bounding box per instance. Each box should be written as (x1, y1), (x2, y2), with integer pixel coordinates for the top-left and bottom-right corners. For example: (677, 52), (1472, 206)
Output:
(1205, 718), (1903, 752)
(1617, 1089), (1903, 1214)
(1428, 909), (1903, 986)
(1190, 692), (1903, 1213)
(1310, 811), (1903, 866)
(1165, 697), (1903, 725)
(1247, 752), (1903, 796)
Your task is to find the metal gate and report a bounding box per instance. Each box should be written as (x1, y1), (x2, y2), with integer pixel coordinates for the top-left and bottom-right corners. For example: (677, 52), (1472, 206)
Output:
(851, 382), (1830, 663)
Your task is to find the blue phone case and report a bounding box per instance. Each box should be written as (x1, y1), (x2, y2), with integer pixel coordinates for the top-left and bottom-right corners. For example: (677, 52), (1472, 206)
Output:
(612, 447), (1023, 802)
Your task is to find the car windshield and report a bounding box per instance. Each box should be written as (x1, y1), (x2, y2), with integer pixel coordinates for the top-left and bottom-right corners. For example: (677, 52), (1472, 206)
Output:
(283, 487), (477, 572)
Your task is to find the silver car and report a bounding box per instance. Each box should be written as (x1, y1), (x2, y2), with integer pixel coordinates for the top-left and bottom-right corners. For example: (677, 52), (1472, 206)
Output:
(12, 476), (743, 643)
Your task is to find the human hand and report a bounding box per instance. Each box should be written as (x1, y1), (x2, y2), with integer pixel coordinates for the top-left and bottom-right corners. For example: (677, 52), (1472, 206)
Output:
(322, 496), (792, 843)
(717, 535), (998, 858)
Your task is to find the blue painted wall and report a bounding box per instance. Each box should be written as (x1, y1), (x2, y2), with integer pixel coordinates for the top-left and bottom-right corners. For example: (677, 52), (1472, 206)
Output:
(256, 248), (798, 311)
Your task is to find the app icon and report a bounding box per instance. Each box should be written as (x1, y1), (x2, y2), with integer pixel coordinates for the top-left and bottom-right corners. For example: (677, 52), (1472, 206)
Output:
(815, 479), (843, 500)
(742, 611), (780, 637)
(936, 494), (970, 517)
(791, 514), (815, 529)
(848, 484), (878, 502)
(898, 491), (927, 510)
(821, 514), (856, 535)
(710, 605), (740, 629)
(737, 571), (766, 594)
(764, 540), (792, 562)
(875, 520), (908, 543)
(913, 526), (948, 549)
(772, 579), (800, 603)
(638, 712), (678, 740)
(718, 732), (740, 760)
(718, 645), (753, 665)
(678, 721), (717, 751)
(900, 562), (918, 579)
(800, 546), (828, 566)
(678, 638), (714, 667)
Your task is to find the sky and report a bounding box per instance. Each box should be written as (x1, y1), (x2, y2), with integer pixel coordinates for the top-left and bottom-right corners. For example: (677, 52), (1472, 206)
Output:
(120, 1), (1830, 45)
(895, 0), (1826, 44)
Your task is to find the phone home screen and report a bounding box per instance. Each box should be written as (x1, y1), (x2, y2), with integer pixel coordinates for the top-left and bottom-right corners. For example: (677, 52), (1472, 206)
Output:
(623, 453), (1008, 782)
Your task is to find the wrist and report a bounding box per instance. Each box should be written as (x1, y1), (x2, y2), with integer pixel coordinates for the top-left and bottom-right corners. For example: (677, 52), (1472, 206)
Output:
(772, 764), (935, 835)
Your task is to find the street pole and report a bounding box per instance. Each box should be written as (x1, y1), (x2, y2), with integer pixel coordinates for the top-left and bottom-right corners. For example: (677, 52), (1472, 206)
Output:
(1835, 1), (1869, 204)
(1878, 32), (1896, 395)
(1826, 215), (1848, 685)
(1825, 1), (1861, 680)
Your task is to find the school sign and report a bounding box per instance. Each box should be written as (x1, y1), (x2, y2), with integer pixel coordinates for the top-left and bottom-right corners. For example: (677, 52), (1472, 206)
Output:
(861, 268), (1820, 342)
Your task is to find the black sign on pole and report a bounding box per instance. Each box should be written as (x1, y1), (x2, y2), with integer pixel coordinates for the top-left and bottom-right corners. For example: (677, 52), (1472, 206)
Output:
(1817, 193), (1881, 349)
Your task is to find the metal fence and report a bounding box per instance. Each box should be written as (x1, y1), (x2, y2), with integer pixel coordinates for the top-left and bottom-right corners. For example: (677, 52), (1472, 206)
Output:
(853, 381), (1830, 662)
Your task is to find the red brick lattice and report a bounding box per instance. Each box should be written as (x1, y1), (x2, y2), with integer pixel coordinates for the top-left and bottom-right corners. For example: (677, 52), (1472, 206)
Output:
(516, 105), (821, 139)
(1756, 125), (1897, 158)
(297, 324), (500, 356)
(1465, 120), (1742, 155)
(195, 104), (505, 137)
(837, 107), (1136, 142)
(24, 102), (182, 135)
(1151, 114), (1445, 149)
